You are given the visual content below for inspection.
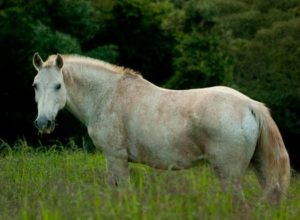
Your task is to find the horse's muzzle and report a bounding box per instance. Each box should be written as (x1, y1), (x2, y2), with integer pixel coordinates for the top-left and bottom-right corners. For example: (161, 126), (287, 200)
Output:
(34, 115), (55, 134)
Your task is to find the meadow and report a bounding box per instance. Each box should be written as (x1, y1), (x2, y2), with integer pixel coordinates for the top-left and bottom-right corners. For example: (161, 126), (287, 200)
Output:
(0, 140), (299, 220)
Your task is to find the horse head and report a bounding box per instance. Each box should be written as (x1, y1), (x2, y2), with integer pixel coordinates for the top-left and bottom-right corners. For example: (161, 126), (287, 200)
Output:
(32, 52), (66, 134)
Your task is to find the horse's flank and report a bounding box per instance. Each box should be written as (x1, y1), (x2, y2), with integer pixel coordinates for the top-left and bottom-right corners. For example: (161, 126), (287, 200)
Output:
(33, 53), (290, 204)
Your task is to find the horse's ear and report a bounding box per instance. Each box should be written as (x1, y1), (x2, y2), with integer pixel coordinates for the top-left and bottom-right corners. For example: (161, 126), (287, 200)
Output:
(33, 52), (43, 71)
(55, 54), (64, 69)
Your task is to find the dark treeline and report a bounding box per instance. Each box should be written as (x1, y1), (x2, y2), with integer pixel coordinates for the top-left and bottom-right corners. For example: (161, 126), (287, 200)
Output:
(0, 0), (299, 170)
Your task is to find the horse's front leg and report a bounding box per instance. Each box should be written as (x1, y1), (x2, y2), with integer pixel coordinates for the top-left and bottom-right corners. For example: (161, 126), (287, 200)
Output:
(105, 152), (130, 187)
(88, 124), (130, 187)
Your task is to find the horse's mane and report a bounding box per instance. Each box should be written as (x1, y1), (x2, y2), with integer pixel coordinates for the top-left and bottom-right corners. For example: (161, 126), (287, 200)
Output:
(45, 54), (142, 78)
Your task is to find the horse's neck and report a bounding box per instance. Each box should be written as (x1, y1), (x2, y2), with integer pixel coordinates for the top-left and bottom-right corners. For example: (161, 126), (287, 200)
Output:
(63, 64), (122, 126)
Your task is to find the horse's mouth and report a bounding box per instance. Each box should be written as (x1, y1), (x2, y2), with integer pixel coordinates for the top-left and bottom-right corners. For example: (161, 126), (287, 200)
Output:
(36, 119), (56, 134)
(39, 126), (55, 134)
(39, 122), (55, 134)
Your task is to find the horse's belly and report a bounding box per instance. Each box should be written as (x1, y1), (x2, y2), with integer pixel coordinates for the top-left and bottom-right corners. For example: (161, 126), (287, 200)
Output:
(127, 139), (204, 170)
(126, 101), (206, 169)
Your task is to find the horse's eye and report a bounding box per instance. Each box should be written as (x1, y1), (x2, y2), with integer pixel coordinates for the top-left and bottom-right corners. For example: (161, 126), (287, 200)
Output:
(55, 83), (61, 90)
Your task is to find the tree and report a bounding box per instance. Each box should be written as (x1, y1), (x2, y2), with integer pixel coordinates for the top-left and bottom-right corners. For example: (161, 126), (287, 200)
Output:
(165, 32), (233, 89)
(99, 0), (176, 83)
(164, 0), (234, 89)
(232, 18), (300, 136)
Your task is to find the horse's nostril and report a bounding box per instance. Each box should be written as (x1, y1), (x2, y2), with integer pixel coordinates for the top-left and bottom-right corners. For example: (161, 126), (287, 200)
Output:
(34, 116), (52, 130)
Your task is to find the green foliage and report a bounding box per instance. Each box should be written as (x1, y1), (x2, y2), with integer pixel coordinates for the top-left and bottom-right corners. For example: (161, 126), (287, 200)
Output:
(32, 22), (82, 57)
(0, 7), (39, 139)
(165, 32), (233, 89)
(19, 0), (99, 43)
(224, 10), (265, 39)
(85, 44), (119, 63)
(222, 8), (293, 39)
(49, 0), (99, 43)
(101, 0), (175, 83)
(164, 0), (234, 89)
(255, 0), (300, 12)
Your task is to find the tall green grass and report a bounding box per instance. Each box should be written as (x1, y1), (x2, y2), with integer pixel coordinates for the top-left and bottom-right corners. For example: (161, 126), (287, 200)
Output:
(0, 140), (299, 220)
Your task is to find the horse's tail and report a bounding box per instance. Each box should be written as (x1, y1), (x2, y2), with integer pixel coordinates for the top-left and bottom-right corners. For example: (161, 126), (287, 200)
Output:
(251, 102), (290, 203)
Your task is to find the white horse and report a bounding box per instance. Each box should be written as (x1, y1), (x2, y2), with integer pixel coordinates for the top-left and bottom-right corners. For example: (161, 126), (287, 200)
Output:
(32, 53), (290, 203)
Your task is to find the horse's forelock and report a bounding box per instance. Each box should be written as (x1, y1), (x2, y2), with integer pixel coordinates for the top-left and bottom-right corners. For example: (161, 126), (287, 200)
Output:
(43, 55), (57, 68)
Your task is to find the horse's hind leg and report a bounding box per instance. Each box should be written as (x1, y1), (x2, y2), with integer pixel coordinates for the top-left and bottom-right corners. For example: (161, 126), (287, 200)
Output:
(208, 141), (254, 205)
(213, 165), (245, 201)
(213, 164), (252, 211)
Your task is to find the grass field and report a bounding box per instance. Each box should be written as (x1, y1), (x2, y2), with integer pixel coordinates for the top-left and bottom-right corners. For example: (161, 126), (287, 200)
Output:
(0, 140), (299, 220)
